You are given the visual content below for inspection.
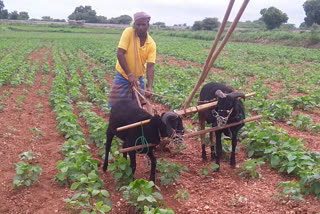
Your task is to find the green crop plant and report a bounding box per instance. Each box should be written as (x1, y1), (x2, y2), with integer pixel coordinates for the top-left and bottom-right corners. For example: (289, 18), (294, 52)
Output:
(108, 156), (134, 190)
(0, 102), (4, 112)
(174, 189), (190, 202)
(277, 181), (305, 202)
(287, 114), (313, 131)
(200, 163), (219, 177)
(156, 158), (188, 185)
(36, 103), (43, 114)
(236, 158), (265, 179)
(19, 151), (40, 161)
(64, 188), (112, 213)
(263, 100), (293, 121)
(37, 89), (48, 96)
(55, 150), (100, 186)
(29, 127), (43, 142)
(13, 151), (42, 188)
(13, 162), (42, 188)
(120, 179), (164, 212)
(144, 207), (175, 214)
(40, 76), (49, 85)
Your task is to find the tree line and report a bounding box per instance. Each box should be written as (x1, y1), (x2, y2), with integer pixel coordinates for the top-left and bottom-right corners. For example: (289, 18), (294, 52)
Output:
(1, 0), (320, 29)
(192, 1), (320, 31)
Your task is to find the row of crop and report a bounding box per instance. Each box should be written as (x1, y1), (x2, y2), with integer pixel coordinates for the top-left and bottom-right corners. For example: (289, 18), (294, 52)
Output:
(241, 121), (320, 200)
(50, 44), (113, 213)
(54, 42), (179, 213)
(0, 42), (36, 87)
(67, 48), (111, 114)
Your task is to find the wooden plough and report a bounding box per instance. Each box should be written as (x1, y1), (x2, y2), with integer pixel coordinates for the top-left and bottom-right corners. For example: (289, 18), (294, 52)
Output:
(115, 0), (252, 152)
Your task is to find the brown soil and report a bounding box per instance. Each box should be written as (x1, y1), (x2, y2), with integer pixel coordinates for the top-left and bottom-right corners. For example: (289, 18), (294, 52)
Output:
(0, 50), (320, 214)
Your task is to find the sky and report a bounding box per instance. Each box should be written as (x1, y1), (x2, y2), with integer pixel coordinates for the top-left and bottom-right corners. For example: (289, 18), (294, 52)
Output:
(3, 0), (307, 27)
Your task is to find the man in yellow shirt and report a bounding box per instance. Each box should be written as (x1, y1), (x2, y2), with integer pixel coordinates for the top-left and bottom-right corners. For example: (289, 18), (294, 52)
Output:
(108, 12), (156, 107)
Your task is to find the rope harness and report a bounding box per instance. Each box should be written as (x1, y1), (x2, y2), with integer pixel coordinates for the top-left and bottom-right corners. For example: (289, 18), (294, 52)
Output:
(168, 129), (184, 146)
(135, 125), (149, 167)
(211, 108), (233, 127)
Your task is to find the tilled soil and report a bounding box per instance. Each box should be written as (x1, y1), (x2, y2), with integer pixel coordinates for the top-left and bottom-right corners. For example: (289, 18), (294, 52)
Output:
(0, 51), (319, 214)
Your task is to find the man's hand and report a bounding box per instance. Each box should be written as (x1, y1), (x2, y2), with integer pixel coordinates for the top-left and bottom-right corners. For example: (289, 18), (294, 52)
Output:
(127, 73), (138, 89)
(145, 87), (152, 98)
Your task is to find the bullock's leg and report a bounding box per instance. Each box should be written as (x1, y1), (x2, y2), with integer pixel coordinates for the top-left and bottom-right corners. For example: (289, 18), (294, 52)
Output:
(215, 131), (222, 171)
(147, 150), (156, 182)
(230, 135), (237, 168)
(103, 129), (114, 172)
(210, 131), (216, 160)
(128, 151), (137, 178)
(123, 152), (128, 160)
(199, 114), (207, 161)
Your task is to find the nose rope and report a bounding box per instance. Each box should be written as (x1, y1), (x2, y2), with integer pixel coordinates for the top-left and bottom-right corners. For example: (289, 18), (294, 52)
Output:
(211, 108), (233, 127)
(167, 128), (184, 146)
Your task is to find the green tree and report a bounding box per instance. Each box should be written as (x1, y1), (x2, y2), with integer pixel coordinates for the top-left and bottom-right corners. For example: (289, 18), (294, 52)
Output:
(303, 0), (320, 26)
(0, 0), (8, 19)
(8, 11), (19, 20)
(18, 11), (29, 20)
(153, 22), (166, 28)
(202, 17), (220, 30)
(68, 5), (97, 23)
(192, 21), (203, 31)
(107, 15), (132, 24)
(42, 16), (53, 21)
(96, 15), (107, 23)
(260, 7), (288, 30)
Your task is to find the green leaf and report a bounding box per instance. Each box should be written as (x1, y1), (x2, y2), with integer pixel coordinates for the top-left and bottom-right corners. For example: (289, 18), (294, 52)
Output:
(271, 155), (280, 168)
(137, 195), (146, 201)
(312, 182), (320, 195)
(287, 166), (296, 174)
(101, 190), (110, 197)
(287, 154), (296, 162)
(145, 195), (156, 203)
(100, 205), (111, 212)
(92, 189), (100, 196)
(70, 182), (81, 190)
(153, 192), (163, 200)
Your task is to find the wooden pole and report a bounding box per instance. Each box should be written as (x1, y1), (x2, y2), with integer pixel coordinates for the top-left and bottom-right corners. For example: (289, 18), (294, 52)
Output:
(184, 115), (262, 138)
(182, 0), (250, 110)
(175, 92), (256, 116)
(117, 92), (256, 132)
(117, 119), (151, 132)
(133, 87), (153, 115)
(119, 143), (156, 153)
(201, 0), (235, 84)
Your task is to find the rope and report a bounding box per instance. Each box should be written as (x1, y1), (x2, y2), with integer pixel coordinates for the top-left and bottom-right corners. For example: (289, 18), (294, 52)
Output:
(135, 125), (149, 167)
(140, 88), (185, 101)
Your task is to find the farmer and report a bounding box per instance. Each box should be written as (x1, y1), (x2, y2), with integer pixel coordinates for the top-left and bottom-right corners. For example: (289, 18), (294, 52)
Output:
(108, 11), (156, 108)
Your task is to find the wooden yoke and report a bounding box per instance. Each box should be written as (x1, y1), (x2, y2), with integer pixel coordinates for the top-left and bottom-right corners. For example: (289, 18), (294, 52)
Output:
(175, 92), (256, 116)
(185, 115), (262, 138)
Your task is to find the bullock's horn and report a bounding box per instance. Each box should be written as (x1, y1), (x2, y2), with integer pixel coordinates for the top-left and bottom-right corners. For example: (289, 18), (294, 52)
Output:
(228, 92), (245, 100)
(215, 90), (226, 98)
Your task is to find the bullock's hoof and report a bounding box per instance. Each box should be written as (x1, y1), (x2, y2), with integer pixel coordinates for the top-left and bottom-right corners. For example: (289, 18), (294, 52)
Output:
(102, 165), (108, 172)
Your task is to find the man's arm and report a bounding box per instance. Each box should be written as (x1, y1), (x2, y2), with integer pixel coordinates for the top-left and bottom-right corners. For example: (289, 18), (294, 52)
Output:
(117, 48), (138, 88)
(145, 62), (155, 98)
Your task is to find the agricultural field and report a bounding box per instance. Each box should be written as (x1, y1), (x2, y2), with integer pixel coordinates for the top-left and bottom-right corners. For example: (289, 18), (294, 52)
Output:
(0, 24), (319, 213)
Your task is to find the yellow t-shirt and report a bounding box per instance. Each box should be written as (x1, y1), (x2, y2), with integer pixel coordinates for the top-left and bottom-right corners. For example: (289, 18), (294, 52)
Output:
(116, 27), (156, 79)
